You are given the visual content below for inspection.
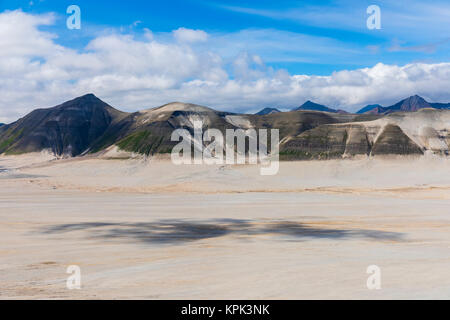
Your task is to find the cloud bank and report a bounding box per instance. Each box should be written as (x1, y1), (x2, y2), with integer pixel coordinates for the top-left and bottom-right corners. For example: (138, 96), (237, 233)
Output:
(1, 10), (450, 123)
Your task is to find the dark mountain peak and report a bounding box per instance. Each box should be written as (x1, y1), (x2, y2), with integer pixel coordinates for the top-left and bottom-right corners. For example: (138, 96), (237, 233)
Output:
(255, 107), (281, 115)
(367, 104), (382, 108)
(355, 95), (449, 115)
(78, 93), (102, 102)
(294, 101), (337, 113)
(302, 100), (321, 108)
(0, 94), (126, 156)
(359, 95), (434, 115)
(357, 104), (384, 114)
(404, 94), (426, 104)
(388, 95), (431, 113)
(57, 93), (110, 110)
(78, 93), (97, 99)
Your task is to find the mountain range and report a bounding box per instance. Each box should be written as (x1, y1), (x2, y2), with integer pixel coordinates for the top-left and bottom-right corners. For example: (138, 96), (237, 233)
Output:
(255, 108), (281, 115)
(0, 93), (449, 160)
(292, 101), (348, 114)
(356, 95), (450, 114)
(293, 101), (338, 113)
(290, 95), (450, 115)
(356, 104), (384, 114)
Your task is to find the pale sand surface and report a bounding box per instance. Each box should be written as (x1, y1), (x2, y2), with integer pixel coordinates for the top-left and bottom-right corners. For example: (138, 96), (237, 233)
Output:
(1, 154), (450, 299)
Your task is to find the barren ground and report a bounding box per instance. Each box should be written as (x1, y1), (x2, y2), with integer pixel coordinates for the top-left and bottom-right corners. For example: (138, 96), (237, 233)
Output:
(1, 153), (449, 299)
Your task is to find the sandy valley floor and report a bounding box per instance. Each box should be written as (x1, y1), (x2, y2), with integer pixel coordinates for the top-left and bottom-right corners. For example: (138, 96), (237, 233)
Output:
(0, 153), (450, 299)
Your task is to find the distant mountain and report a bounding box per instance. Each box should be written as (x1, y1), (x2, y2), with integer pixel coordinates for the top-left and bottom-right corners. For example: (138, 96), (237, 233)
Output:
(89, 102), (237, 156)
(0, 94), (127, 156)
(0, 95), (374, 157)
(0, 123), (4, 127)
(384, 95), (431, 113)
(90, 102), (360, 156)
(281, 109), (450, 159)
(358, 95), (442, 115)
(255, 108), (281, 115)
(357, 104), (384, 114)
(431, 103), (450, 110)
(293, 101), (338, 113)
(2, 94), (449, 160)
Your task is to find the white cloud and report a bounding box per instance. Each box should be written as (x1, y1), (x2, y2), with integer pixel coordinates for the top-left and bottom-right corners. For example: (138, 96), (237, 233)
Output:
(0, 10), (59, 58)
(173, 27), (208, 43)
(0, 9), (450, 123)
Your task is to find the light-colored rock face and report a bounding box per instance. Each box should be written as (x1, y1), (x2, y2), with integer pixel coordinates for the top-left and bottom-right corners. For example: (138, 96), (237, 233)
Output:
(170, 113), (212, 129)
(139, 103), (255, 130)
(418, 127), (448, 152)
(137, 102), (219, 126)
(394, 110), (450, 153)
(342, 125), (370, 157)
(338, 109), (450, 154)
(224, 115), (253, 129)
(281, 109), (450, 159)
(366, 109), (450, 154)
(140, 104), (257, 130)
(141, 102), (216, 114)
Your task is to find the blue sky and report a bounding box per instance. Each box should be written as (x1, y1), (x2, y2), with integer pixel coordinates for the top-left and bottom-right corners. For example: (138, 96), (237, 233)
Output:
(0, 0), (449, 121)
(2, 0), (449, 75)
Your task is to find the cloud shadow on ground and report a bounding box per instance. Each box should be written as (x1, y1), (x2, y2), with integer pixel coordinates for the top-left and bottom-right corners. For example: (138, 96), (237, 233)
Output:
(38, 219), (404, 246)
